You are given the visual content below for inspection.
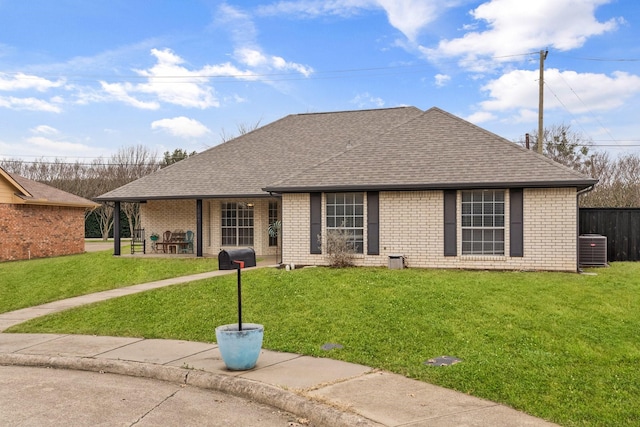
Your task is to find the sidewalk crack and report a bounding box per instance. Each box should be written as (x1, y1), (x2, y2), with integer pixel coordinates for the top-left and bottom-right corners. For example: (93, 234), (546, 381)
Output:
(129, 388), (181, 426)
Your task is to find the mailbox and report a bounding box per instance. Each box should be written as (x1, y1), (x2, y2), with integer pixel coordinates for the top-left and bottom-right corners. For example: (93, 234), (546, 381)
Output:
(218, 248), (257, 270)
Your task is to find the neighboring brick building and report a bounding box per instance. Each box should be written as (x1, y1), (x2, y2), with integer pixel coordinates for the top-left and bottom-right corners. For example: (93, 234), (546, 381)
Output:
(98, 107), (597, 272)
(0, 167), (98, 262)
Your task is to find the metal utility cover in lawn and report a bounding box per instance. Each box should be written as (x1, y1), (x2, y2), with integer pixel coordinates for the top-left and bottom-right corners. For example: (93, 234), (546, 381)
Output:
(424, 356), (462, 366)
(321, 343), (344, 351)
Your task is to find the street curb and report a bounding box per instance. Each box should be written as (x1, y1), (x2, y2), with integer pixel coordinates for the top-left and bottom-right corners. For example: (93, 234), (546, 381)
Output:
(0, 353), (381, 427)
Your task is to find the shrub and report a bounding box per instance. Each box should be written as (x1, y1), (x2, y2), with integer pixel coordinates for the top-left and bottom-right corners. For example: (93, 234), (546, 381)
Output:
(319, 228), (356, 267)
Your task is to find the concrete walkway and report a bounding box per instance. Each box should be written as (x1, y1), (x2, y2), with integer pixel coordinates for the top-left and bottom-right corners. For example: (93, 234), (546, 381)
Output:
(0, 266), (558, 427)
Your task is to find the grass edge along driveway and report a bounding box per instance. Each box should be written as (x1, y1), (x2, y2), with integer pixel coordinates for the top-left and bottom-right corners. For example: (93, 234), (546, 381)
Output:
(6, 262), (640, 427)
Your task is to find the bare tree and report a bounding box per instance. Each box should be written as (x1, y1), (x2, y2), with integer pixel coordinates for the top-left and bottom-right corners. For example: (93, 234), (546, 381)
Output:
(108, 145), (160, 236)
(1, 147), (163, 239)
(579, 152), (640, 207)
(518, 123), (593, 171)
(95, 202), (115, 240)
(515, 126), (640, 207)
(218, 119), (262, 143)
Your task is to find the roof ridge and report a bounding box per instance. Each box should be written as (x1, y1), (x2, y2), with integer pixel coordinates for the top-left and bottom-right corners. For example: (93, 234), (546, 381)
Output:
(294, 106), (422, 117)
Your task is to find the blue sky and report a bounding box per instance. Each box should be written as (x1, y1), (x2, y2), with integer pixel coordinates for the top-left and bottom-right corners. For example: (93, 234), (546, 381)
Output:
(0, 0), (638, 163)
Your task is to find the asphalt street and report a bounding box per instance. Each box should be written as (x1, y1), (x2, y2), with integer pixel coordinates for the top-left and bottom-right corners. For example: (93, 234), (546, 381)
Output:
(0, 365), (307, 427)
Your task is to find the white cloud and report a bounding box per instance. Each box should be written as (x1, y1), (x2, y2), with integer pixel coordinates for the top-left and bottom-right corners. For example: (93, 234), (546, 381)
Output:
(235, 48), (313, 77)
(0, 72), (65, 92)
(217, 5), (314, 80)
(476, 69), (640, 122)
(97, 42), (314, 110)
(256, 0), (450, 42)
(200, 62), (259, 80)
(151, 116), (211, 138)
(30, 125), (59, 135)
(271, 55), (313, 76)
(465, 111), (496, 124)
(0, 96), (62, 112)
(256, 0), (373, 18)
(24, 136), (93, 154)
(100, 81), (161, 110)
(351, 92), (385, 108)
(434, 73), (451, 87)
(217, 3), (259, 46)
(423, 0), (620, 65)
(236, 48), (267, 67)
(78, 48), (218, 110)
(128, 48), (219, 109)
(376, 0), (443, 41)
(0, 73), (65, 112)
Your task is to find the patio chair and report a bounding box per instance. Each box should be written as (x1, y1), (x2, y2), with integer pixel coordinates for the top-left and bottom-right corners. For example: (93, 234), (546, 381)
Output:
(161, 230), (172, 253)
(181, 230), (194, 254)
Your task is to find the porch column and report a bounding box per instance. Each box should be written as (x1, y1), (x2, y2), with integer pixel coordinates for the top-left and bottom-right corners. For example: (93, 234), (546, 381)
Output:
(196, 199), (203, 257)
(114, 201), (121, 256)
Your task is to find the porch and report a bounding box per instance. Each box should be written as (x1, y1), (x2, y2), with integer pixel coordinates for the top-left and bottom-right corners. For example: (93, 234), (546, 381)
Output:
(86, 240), (277, 266)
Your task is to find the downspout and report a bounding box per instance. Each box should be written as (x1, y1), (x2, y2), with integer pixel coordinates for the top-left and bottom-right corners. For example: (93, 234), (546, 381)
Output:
(268, 191), (283, 265)
(114, 201), (121, 256)
(196, 199), (203, 257)
(576, 185), (595, 272)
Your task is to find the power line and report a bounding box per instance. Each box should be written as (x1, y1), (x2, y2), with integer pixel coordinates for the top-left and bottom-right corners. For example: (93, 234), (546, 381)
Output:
(4, 51), (637, 85)
(1, 52), (540, 84)
(553, 54), (640, 62)
(554, 71), (620, 144)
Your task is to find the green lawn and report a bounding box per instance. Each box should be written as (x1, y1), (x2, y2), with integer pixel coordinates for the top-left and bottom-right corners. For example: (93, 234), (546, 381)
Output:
(0, 249), (217, 313)
(4, 257), (640, 426)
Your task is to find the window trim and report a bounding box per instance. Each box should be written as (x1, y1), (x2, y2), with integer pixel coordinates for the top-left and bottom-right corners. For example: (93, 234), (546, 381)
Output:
(221, 202), (254, 246)
(325, 192), (365, 254)
(461, 190), (505, 256)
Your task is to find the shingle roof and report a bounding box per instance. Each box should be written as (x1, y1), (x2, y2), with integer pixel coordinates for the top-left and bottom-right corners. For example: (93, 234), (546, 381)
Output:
(265, 107), (597, 192)
(2, 169), (99, 208)
(96, 106), (424, 201)
(97, 106), (596, 201)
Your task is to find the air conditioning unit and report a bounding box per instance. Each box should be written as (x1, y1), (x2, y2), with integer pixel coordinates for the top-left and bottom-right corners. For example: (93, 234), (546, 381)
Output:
(579, 235), (608, 267)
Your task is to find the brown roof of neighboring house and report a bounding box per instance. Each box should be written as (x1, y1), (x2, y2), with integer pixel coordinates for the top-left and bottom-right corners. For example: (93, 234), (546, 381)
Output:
(1, 168), (99, 208)
(96, 106), (424, 201)
(265, 107), (597, 192)
(97, 106), (596, 201)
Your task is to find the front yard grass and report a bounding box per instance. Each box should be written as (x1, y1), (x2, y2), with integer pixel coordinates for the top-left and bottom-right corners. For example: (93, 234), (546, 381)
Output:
(5, 262), (640, 426)
(0, 249), (217, 313)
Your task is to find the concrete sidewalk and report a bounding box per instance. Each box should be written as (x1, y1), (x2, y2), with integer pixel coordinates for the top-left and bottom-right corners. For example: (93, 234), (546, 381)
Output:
(0, 267), (558, 426)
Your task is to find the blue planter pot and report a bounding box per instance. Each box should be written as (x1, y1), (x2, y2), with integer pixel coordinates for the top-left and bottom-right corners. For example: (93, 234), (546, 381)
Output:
(215, 323), (264, 370)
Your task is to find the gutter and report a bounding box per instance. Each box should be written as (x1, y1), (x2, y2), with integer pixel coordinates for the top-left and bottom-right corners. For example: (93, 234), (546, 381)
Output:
(263, 179), (599, 194)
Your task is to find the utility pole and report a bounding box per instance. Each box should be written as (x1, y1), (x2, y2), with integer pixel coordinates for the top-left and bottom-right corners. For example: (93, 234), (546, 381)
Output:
(538, 49), (548, 154)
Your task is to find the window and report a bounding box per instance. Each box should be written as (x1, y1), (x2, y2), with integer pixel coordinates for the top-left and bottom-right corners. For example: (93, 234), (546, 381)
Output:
(326, 192), (364, 254)
(268, 201), (279, 247)
(221, 202), (254, 246)
(461, 190), (505, 255)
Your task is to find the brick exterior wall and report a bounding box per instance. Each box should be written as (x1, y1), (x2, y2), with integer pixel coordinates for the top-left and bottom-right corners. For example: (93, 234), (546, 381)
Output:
(140, 199), (197, 249)
(0, 203), (86, 261)
(140, 198), (280, 256)
(282, 188), (578, 272)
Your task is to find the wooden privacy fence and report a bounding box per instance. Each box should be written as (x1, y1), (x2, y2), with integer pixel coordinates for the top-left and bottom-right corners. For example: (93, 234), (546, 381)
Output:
(579, 208), (640, 262)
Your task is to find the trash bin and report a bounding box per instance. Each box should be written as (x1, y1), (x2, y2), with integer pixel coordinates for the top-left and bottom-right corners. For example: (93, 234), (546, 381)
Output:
(388, 254), (404, 269)
(218, 248), (257, 270)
